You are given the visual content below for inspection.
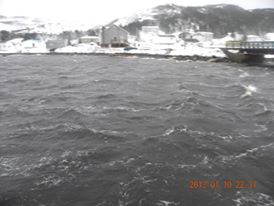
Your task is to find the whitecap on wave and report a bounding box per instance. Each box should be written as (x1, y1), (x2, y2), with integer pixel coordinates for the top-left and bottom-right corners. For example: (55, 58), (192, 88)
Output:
(239, 72), (250, 78)
(220, 142), (274, 163)
(156, 200), (180, 206)
(234, 191), (274, 206)
(241, 84), (257, 98)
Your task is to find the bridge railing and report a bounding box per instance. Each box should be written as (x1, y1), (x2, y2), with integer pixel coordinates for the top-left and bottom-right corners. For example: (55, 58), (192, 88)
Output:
(226, 41), (274, 49)
(225, 41), (241, 48)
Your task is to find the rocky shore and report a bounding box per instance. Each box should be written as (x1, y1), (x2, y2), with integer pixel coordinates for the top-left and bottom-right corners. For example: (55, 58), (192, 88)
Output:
(0, 52), (231, 63)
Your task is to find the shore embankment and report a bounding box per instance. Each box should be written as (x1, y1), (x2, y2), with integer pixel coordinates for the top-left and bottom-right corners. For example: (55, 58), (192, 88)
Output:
(0, 52), (230, 63)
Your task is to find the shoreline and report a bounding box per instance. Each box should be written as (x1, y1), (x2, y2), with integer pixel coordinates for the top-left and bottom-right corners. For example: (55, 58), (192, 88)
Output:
(1, 52), (274, 64)
(0, 52), (230, 63)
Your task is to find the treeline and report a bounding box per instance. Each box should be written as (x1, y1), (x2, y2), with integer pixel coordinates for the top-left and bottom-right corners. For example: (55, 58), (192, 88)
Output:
(0, 30), (46, 42)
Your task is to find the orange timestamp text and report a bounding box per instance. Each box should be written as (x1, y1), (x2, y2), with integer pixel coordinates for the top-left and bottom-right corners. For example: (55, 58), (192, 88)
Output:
(188, 179), (257, 189)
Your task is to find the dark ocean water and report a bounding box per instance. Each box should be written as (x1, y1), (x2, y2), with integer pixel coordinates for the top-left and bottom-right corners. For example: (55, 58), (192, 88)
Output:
(0, 55), (274, 206)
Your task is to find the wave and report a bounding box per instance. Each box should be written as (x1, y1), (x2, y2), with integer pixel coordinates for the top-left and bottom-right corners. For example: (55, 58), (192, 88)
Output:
(101, 106), (143, 113)
(239, 72), (250, 78)
(0, 91), (16, 99)
(255, 109), (274, 118)
(56, 125), (128, 144)
(240, 84), (257, 98)
(57, 108), (87, 120)
(220, 142), (274, 163)
(77, 146), (122, 164)
(162, 125), (224, 138)
(211, 83), (257, 99)
(234, 191), (274, 206)
(96, 94), (117, 100)
(158, 100), (186, 111)
(35, 174), (64, 188)
(3, 78), (27, 84)
(156, 200), (180, 206)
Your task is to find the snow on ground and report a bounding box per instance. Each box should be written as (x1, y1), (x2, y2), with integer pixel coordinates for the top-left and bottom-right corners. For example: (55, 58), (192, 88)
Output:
(0, 16), (95, 34)
(0, 38), (23, 53)
(55, 43), (99, 53)
(0, 38), (48, 53)
(95, 44), (225, 58)
(0, 40), (225, 57)
(21, 40), (48, 53)
(114, 8), (155, 26)
(2, 38), (273, 60)
(170, 45), (225, 57)
(265, 55), (274, 59)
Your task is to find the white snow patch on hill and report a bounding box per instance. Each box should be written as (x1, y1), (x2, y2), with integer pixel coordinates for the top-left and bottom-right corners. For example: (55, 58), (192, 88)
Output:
(0, 16), (95, 34)
(114, 8), (155, 26)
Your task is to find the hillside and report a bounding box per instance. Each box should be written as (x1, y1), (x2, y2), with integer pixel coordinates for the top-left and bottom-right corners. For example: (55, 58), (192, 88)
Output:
(1, 4), (274, 40)
(114, 4), (274, 37)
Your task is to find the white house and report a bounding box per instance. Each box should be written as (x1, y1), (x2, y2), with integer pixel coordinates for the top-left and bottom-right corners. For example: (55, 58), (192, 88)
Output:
(0, 38), (23, 53)
(141, 26), (160, 34)
(21, 39), (48, 53)
(80, 36), (100, 44)
(139, 26), (161, 43)
(247, 35), (263, 41)
(46, 39), (68, 51)
(212, 35), (234, 47)
(192, 32), (214, 42)
(264, 33), (274, 41)
(55, 43), (99, 53)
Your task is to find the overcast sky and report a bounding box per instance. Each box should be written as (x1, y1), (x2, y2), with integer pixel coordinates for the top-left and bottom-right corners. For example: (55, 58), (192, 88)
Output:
(0, 0), (274, 24)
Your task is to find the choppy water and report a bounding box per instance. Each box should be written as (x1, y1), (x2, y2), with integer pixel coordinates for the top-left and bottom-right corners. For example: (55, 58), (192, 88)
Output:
(0, 55), (274, 206)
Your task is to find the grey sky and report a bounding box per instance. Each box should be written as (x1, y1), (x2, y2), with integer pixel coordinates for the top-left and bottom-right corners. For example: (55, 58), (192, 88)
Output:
(0, 0), (274, 24)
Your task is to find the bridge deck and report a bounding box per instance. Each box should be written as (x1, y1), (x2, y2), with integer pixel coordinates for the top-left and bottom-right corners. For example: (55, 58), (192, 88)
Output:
(225, 41), (274, 54)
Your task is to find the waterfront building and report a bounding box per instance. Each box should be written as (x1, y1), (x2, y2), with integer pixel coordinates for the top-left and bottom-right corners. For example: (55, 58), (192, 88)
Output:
(247, 35), (263, 41)
(79, 36), (99, 44)
(46, 39), (68, 51)
(21, 39), (47, 53)
(139, 26), (160, 43)
(265, 33), (274, 41)
(192, 32), (214, 42)
(0, 38), (23, 53)
(141, 26), (160, 34)
(100, 25), (129, 47)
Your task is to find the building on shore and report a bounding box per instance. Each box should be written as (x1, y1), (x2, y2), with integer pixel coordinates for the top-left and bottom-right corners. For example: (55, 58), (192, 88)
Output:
(79, 36), (99, 44)
(178, 31), (214, 43)
(0, 37), (48, 53)
(247, 35), (263, 41)
(192, 32), (214, 42)
(46, 39), (68, 51)
(153, 34), (178, 49)
(137, 26), (185, 51)
(138, 26), (160, 43)
(100, 25), (129, 47)
(0, 38), (23, 53)
(264, 33), (274, 41)
(179, 31), (192, 41)
(141, 26), (160, 34)
(21, 39), (47, 53)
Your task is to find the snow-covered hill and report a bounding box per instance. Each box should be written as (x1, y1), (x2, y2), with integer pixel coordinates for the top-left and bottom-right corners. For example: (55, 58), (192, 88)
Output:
(112, 4), (274, 37)
(0, 16), (95, 34)
(1, 4), (274, 37)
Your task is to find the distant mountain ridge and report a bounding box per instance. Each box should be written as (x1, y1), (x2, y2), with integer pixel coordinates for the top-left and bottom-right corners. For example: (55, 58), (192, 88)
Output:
(1, 4), (274, 39)
(113, 4), (274, 37)
(0, 15), (94, 34)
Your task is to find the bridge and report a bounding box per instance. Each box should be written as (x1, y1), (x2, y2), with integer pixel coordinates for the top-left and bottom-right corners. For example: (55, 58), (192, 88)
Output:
(225, 41), (274, 54)
(222, 41), (274, 63)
